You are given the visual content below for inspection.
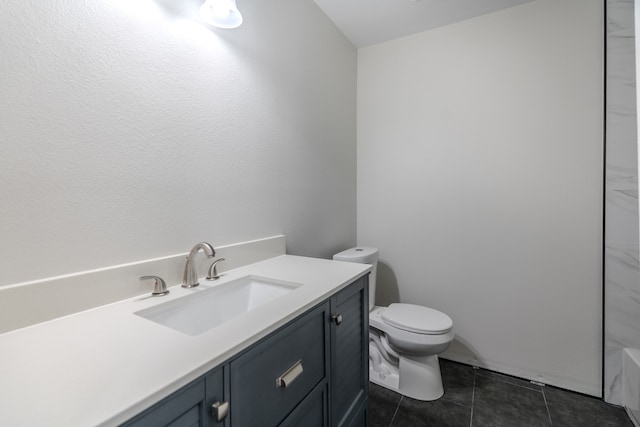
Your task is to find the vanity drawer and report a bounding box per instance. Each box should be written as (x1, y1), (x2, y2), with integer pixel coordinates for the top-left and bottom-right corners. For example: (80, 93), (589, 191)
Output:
(229, 301), (329, 426)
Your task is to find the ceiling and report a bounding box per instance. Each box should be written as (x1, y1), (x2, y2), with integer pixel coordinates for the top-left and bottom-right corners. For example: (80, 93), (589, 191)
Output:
(313, 0), (535, 48)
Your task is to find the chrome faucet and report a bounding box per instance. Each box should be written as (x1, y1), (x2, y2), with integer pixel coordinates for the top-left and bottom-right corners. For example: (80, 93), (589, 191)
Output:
(182, 242), (215, 288)
(206, 258), (226, 281)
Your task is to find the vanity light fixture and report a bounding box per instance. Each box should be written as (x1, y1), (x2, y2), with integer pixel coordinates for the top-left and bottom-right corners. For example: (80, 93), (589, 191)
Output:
(199, 0), (243, 29)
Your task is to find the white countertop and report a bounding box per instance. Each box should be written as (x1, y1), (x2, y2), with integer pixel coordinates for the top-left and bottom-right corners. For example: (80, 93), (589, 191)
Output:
(0, 255), (370, 427)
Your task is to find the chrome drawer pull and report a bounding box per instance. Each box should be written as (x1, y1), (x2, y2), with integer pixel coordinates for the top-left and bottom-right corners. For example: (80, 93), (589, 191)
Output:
(211, 401), (229, 422)
(276, 359), (303, 388)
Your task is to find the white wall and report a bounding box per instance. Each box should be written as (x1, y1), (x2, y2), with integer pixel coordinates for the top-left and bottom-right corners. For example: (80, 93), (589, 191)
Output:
(0, 0), (357, 288)
(358, 0), (603, 395)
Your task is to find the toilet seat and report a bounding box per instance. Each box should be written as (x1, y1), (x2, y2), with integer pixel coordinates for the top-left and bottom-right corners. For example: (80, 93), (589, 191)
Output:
(369, 305), (454, 357)
(381, 303), (453, 335)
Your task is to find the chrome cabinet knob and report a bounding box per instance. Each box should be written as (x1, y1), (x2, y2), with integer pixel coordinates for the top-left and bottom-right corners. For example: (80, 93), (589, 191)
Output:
(211, 401), (229, 422)
(332, 314), (343, 325)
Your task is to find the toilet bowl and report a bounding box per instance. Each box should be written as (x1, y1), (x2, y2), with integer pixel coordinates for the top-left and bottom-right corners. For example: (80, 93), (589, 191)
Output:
(333, 247), (454, 401)
(369, 304), (454, 400)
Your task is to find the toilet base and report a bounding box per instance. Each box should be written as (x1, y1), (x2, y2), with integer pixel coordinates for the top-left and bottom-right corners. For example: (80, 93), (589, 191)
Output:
(370, 354), (444, 401)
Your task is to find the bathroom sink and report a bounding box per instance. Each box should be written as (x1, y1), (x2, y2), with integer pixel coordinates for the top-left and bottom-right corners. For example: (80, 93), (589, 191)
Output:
(135, 275), (301, 336)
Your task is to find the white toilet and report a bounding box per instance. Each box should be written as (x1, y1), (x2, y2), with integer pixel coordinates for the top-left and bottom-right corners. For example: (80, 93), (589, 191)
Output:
(333, 247), (454, 401)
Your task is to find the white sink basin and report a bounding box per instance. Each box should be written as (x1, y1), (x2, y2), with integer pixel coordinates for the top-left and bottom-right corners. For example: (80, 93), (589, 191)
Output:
(135, 275), (301, 336)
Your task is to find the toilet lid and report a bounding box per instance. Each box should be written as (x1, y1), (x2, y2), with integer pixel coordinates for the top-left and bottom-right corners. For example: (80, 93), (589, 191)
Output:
(381, 303), (453, 335)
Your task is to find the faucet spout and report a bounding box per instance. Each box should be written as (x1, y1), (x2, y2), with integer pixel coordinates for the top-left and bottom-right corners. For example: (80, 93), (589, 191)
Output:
(182, 242), (215, 288)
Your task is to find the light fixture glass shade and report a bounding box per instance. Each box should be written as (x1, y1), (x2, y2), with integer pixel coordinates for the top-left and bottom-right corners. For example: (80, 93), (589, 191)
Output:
(199, 0), (243, 29)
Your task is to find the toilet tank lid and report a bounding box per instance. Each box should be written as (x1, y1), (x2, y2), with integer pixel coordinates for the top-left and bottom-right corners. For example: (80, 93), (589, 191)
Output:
(333, 247), (379, 264)
(382, 303), (453, 335)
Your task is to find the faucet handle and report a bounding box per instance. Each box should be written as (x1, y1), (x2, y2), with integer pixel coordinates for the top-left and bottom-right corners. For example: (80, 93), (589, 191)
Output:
(206, 258), (226, 281)
(140, 276), (170, 296)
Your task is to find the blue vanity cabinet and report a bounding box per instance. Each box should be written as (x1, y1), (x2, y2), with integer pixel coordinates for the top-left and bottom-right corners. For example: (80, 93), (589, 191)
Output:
(330, 275), (369, 427)
(121, 275), (368, 427)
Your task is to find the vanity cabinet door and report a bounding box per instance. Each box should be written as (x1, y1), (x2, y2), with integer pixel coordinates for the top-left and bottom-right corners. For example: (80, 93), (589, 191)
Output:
(120, 379), (206, 427)
(330, 275), (369, 427)
(229, 301), (330, 427)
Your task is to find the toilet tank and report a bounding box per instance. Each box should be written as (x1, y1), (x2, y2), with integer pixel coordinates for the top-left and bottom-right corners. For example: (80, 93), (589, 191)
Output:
(333, 247), (378, 311)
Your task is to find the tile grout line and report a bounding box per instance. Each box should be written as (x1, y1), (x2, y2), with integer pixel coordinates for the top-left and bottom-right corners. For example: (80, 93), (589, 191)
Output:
(470, 369), (477, 427)
(541, 387), (553, 425)
(388, 395), (403, 427)
(475, 371), (545, 393)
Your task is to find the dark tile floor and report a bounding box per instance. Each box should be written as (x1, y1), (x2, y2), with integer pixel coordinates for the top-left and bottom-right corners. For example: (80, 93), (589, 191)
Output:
(369, 359), (635, 427)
